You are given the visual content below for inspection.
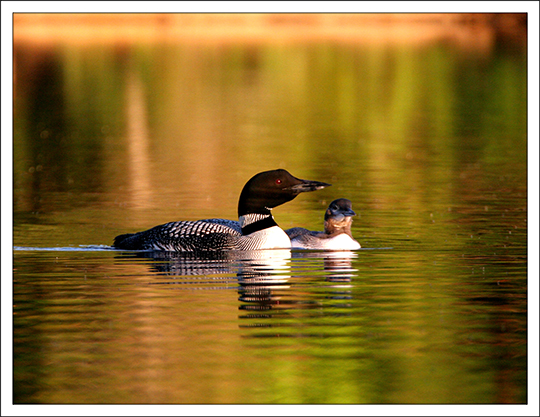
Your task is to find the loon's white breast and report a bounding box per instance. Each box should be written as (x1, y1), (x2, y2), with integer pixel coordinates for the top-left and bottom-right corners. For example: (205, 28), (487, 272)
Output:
(240, 226), (292, 250)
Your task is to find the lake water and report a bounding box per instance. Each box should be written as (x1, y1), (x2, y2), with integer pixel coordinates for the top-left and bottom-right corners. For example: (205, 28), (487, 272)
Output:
(11, 22), (530, 406)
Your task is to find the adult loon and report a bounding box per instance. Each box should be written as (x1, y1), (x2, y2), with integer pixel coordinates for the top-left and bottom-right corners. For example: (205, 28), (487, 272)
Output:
(113, 169), (330, 251)
(285, 198), (361, 250)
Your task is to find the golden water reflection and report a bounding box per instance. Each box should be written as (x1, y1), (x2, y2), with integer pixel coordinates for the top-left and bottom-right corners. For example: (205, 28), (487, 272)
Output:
(12, 12), (527, 405)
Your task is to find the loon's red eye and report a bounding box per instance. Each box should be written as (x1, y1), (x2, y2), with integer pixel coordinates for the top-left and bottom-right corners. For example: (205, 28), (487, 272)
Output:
(275, 178), (282, 185)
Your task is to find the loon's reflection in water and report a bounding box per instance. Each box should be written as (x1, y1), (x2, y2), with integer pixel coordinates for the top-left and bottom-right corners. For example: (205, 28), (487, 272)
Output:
(115, 249), (292, 286)
(116, 249), (357, 285)
(115, 249), (358, 335)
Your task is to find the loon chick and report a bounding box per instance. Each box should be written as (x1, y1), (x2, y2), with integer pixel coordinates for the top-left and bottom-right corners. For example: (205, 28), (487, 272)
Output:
(113, 169), (330, 251)
(286, 198), (361, 250)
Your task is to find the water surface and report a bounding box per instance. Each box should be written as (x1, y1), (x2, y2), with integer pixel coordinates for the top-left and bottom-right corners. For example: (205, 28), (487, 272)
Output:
(12, 28), (527, 404)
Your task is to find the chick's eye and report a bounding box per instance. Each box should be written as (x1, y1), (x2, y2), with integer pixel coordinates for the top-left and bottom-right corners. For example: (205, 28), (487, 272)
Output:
(275, 179), (282, 185)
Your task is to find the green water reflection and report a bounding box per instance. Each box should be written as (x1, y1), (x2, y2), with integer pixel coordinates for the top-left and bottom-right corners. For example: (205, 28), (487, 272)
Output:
(13, 38), (527, 404)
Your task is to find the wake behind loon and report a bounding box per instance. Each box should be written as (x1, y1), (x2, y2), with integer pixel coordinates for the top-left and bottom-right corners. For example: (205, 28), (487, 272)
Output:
(286, 198), (361, 250)
(113, 169), (330, 251)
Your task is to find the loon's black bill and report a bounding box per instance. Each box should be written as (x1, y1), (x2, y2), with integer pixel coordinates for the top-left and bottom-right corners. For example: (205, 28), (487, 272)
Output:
(343, 208), (357, 217)
(287, 179), (331, 193)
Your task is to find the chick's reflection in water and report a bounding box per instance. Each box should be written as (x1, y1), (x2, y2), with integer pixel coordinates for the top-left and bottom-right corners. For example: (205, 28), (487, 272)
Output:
(300, 250), (358, 283)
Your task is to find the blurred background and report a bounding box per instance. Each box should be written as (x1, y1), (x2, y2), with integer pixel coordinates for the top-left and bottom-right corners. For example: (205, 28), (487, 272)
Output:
(11, 14), (530, 405)
(13, 13), (527, 247)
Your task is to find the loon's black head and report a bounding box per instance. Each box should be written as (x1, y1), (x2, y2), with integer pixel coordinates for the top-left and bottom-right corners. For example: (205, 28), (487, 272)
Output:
(238, 169), (331, 216)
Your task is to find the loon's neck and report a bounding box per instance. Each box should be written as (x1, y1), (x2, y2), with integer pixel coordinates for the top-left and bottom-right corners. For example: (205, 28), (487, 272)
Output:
(324, 218), (354, 238)
(239, 213), (279, 235)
